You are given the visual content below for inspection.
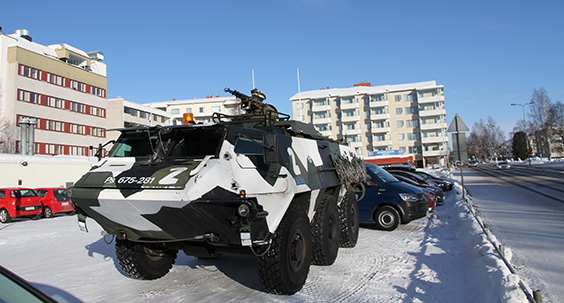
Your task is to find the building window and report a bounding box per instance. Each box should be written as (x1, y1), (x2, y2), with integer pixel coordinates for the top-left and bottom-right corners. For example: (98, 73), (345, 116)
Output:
(346, 124), (355, 130)
(343, 98), (354, 104)
(409, 146), (421, 154)
(185, 108), (192, 113)
(395, 95), (402, 102)
(296, 103), (304, 110)
(199, 107), (205, 113)
(344, 110), (355, 117)
(171, 109), (180, 115)
(314, 112), (326, 119)
(407, 119), (420, 127)
(398, 133), (405, 141)
(405, 106), (419, 114)
(376, 134), (386, 141)
(397, 121), (404, 128)
(212, 106), (221, 112)
(314, 99), (325, 106)
(408, 133), (421, 141)
(404, 93), (417, 102)
(396, 108), (403, 115)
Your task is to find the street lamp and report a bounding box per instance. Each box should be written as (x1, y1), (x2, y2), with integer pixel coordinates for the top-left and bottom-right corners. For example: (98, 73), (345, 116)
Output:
(511, 102), (534, 165)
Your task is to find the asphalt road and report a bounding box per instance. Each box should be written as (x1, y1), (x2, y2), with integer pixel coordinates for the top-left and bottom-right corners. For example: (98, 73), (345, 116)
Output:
(454, 165), (564, 303)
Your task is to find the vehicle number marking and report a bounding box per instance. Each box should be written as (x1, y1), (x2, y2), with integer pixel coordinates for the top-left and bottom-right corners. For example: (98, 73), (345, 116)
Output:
(103, 176), (156, 185)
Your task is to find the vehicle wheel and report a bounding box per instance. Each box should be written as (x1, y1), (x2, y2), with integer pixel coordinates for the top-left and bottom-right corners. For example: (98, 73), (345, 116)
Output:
(257, 205), (312, 295)
(339, 191), (359, 248)
(311, 196), (340, 265)
(0, 208), (12, 223)
(374, 206), (400, 231)
(115, 239), (178, 280)
(43, 207), (53, 218)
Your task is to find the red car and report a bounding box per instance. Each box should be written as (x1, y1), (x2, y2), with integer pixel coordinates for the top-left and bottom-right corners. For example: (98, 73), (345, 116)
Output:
(35, 188), (75, 218)
(0, 188), (43, 223)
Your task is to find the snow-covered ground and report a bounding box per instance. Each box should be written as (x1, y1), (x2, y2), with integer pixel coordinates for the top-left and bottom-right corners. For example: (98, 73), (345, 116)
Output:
(1, 176), (528, 302)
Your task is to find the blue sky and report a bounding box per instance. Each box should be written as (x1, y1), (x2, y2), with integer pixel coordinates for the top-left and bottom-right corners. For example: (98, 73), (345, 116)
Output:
(2, 0), (563, 138)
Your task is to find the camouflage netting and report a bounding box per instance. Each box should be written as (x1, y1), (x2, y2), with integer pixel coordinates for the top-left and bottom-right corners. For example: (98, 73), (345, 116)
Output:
(332, 153), (366, 189)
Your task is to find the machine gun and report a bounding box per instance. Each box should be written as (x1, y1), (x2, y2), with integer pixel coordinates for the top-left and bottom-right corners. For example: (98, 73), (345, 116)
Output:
(224, 87), (274, 116)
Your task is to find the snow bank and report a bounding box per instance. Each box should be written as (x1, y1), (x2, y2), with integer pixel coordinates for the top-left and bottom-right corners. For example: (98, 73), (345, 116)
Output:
(450, 183), (529, 303)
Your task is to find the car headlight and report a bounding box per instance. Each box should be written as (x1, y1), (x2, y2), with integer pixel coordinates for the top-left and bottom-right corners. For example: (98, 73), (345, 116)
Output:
(237, 204), (251, 218)
(399, 193), (419, 203)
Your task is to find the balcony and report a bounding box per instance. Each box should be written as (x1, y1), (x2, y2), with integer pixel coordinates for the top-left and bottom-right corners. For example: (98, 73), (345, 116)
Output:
(341, 115), (360, 123)
(372, 126), (391, 134)
(420, 122), (447, 131)
(422, 149), (449, 157)
(419, 108), (446, 117)
(417, 95), (444, 104)
(312, 104), (330, 112)
(421, 135), (449, 144)
(370, 113), (390, 120)
(342, 128), (361, 136)
(372, 140), (392, 148)
(340, 102), (359, 110)
(312, 117), (331, 124)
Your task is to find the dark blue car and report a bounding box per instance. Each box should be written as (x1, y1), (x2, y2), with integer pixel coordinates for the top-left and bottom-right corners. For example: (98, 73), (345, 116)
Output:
(358, 163), (429, 231)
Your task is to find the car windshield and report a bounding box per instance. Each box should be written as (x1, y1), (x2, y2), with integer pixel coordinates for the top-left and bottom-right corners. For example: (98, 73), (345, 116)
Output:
(365, 163), (398, 183)
(108, 126), (225, 159)
(53, 189), (71, 201)
(14, 190), (37, 198)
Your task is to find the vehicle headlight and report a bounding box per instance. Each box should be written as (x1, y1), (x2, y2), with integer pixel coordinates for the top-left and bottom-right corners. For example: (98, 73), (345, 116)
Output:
(237, 204), (251, 217)
(399, 193), (419, 203)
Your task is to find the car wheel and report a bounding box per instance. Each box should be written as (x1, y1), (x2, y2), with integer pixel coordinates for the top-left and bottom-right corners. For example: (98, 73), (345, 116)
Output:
(339, 190), (359, 248)
(257, 205), (312, 295)
(44, 207), (53, 218)
(0, 208), (12, 223)
(311, 195), (340, 265)
(115, 239), (178, 280)
(374, 206), (400, 231)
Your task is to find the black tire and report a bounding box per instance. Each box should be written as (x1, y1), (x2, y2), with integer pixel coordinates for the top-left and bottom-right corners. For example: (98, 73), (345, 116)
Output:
(374, 206), (401, 231)
(44, 207), (53, 218)
(311, 196), (340, 265)
(115, 239), (178, 280)
(339, 191), (359, 248)
(257, 205), (312, 295)
(0, 208), (12, 223)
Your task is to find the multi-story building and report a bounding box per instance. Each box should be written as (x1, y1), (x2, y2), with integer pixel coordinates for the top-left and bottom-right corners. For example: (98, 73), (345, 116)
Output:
(106, 98), (171, 142)
(146, 95), (240, 126)
(0, 29), (107, 156)
(290, 81), (449, 167)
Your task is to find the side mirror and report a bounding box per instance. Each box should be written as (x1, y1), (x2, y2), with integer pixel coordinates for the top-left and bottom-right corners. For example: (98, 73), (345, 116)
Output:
(263, 133), (278, 164)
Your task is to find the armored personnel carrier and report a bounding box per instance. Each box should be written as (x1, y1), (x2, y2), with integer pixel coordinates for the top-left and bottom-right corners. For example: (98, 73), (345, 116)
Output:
(71, 88), (365, 295)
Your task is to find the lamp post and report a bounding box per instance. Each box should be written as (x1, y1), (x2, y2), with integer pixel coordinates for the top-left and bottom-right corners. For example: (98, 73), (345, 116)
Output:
(511, 102), (533, 166)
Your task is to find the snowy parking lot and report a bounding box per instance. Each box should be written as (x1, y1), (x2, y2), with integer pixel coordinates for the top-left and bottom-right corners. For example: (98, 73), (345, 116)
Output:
(1, 180), (527, 302)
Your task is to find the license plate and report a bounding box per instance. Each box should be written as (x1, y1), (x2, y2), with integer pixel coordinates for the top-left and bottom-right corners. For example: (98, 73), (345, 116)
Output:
(61, 202), (69, 206)
(25, 206), (35, 211)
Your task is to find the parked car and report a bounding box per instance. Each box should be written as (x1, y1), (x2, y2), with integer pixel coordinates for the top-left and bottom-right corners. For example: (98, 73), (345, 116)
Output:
(468, 160), (478, 167)
(35, 188), (75, 218)
(0, 264), (59, 303)
(0, 188), (43, 223)
(387, 170), (445, 202)
(393, 174), (444, 206)
(359, 163), (429, 231)
(496, 161), (510, 170)
(412, 171), (454, 191)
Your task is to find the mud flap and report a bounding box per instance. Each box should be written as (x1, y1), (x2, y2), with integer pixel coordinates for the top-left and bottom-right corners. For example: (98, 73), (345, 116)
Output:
(77, 213), (88, 232)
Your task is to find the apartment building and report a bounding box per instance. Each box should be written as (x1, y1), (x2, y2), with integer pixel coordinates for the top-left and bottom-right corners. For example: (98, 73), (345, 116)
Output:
(146, 95), (240, 126)
(290, 81), (449, 167)
(0, 29), (107, 156)
(106, 98), (171, 142)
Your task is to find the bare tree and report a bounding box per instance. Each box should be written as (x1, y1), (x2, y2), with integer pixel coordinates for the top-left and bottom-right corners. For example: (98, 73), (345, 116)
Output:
(547, 100), (564, 155)
(528, 88), (553, 158)
(0, 119), (16, 154)
(467, 116), (507, 161)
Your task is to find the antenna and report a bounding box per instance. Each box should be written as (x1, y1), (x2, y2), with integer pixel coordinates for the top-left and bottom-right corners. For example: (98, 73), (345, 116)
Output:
(297, 68), (302, 121)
